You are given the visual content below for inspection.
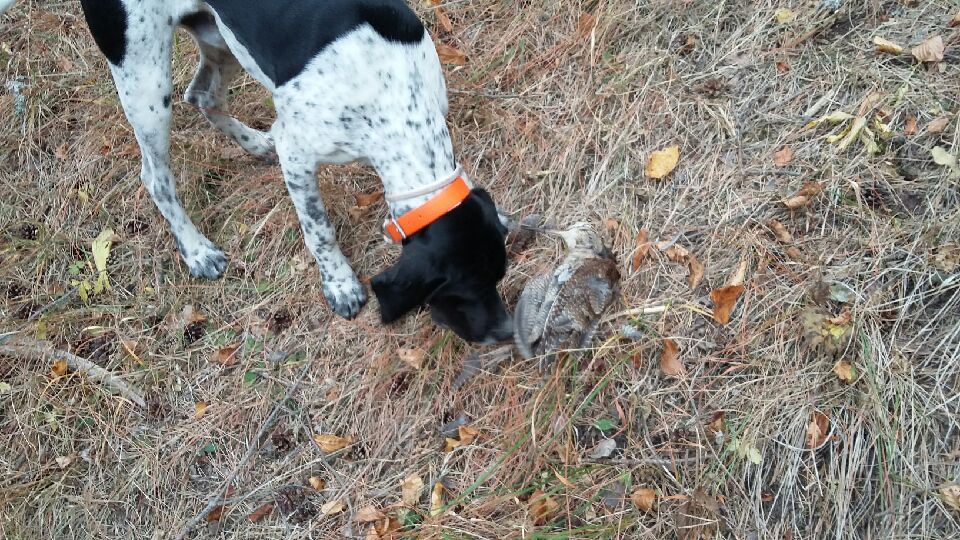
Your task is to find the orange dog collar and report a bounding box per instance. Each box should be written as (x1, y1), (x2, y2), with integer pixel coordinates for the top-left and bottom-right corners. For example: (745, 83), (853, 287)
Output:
(383, 175), (472, 243)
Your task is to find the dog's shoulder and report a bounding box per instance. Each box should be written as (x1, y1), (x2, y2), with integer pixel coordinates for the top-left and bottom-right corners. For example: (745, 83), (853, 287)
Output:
(204, 0), (425, 87)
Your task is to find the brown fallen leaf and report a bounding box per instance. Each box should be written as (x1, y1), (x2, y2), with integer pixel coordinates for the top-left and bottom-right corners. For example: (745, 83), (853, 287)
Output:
(397, 347), (425, 370)
(354, 505), (386, 523)
(631, 487), (657, 513)
(458, 425), (479, 445)
(120, 339), (144, 364)
(313, 434), (354, 453)
(833, 360), (856, 384)
(951, 12), (960, 27)
(911, 35), (945, 63)
(798, 181), (824, 197)
(872, 36), (903, 55)
(434, 7), (453, 33)
(782, 195), (809, 210)
(706, 411), (725, 433)
(659, 338), (685, 377)
(631, 229), (651, 271)
(435, 42), (466, 65)
(308, 476), (326, 491)
(366, 517), (402, 539)
(786, 246), (803, 260)
(687, 255), (705, 289)
(207, 505), (225, 522)
(659, 242), (690, 262)
(904, 115), (918, 136)
(767, 219), (793, 243)
(51, 359), (68, 377)
(710, 285), (744, 325)
(211, 345), (240, 366)
(941, 484), (960, 512)
(645, 145), (681, 179)
(354, 189), (384, 208)
(429, 482), (445, 517)
(927, 116), (951, 133)
(401, 474), (424, 507)
(529, 490), (559, 525)
(775, 60), (790, 74)
(248, 502), (274, 522)
(805, 411), (830, 449)
(675, 489), (719, 540)
(773, 145), (795, 166)
(321, 499), (346, 516)
(181, 304), (207, 324)
(194, 401), (209, 420)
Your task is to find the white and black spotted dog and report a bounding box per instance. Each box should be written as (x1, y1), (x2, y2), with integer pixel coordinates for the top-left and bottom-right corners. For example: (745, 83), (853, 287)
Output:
(2, 0), (514, 343)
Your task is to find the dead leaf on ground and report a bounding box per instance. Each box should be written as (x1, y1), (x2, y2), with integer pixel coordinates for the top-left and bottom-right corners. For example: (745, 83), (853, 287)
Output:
(211, 345), (240, 366)
(365, 516), (402, 539)
(181, 304), (207, 324)
(710, 285), (744, 325)
(782, 195), (810, 210)
(401, 474), (424, 507)
(194, 401), (209, 419)
(687, 255), (705, 289)
(458, 425), (479, 445)
(833, 360), (856, 384)
(951, 12), (960, 27)
(313, 434), (354, 453)
(308, 476), (326, 490)
(904, 115), (917, 136)
(659, 242), (690, 263)
(631, 229), (651, 271)
(206, 505), (225, 522)
(434, 7), (453, 33)
(321, 499), (346, 516)
(529, 490), (559, 525)
(911, 35), (945, 63)
(872, 36), (903, 55)
(589, 438), (617, 459)
(55, 455), (73, 468)
(397, 347), (425, 370)
(660, 338), (685, 377)
(931, 244), (960, 272)
(354, 189), (384, 208)
(354, 505), (386, 523)
(773, 145), (795, 166)
(941, 484), (960, 512)
(707, 411), (725, 433)
(435, 42), (466, 65)
(782, 181), (823, 209)
(767, 219), (793, 243)
(631, 487), (657, 513)
(429, 482), (445, 517)
(248, 502), (274, 522)
(51, 359), (68, 377)
(120, 339), (143, 364)
(645, 145), (681, 179)
(928, 116), (951, 133)
(805, 411), (830, 449)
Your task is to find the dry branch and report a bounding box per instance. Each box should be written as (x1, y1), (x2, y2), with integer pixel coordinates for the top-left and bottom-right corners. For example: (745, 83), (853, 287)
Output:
(0, 335), (146, 408)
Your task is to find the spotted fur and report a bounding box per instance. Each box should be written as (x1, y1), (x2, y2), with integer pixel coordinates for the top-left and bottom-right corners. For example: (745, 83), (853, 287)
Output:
(2, 0), (512, 337)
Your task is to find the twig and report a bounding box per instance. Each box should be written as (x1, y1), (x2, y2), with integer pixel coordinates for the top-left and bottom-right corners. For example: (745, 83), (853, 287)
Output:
(27, 285), (79, 321)
(172, 318), (331, 540)
(584, 456), (701, 466)
(0, 336), (146, 408)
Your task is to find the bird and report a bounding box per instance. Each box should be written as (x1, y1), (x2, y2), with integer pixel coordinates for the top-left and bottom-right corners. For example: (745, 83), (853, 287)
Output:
(513, 222), (621, 367)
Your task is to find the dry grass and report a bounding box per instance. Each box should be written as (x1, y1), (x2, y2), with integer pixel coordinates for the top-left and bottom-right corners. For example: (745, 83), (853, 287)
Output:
(2, 0), (960, 538)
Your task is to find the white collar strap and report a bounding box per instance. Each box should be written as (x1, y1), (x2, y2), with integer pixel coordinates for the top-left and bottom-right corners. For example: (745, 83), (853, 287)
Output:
(384, 165), (472, 204)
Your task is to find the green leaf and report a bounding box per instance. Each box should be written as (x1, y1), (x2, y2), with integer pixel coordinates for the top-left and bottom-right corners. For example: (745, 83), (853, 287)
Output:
(0, 382), (11, 394)
(243, 371), (259, 385)
(68, 261), (82, 276)
(746, 447), (762, 464)
(202, 442), (217, 454)
(594, 418), (616, 432)
(77, 280), (91, 303)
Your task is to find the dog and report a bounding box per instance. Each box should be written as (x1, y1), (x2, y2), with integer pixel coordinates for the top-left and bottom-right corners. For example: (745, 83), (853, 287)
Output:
(1, 0), (513, 343)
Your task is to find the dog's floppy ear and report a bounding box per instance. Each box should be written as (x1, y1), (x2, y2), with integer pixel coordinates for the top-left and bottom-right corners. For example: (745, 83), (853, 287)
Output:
(371, 250), (438, 323)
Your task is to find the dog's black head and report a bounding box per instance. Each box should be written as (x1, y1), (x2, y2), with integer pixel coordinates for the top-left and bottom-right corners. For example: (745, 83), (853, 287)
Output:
(371, 189), (512, 343)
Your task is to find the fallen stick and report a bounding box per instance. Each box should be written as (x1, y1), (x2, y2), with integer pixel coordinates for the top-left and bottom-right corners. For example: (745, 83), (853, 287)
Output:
(0, 335), (146, 408)
(173, 317), (331, 540)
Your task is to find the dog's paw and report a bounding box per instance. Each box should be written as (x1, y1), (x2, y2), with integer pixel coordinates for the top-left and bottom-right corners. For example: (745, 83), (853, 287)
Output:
(239, 131), (277, 163)
(322, 277), (368, 319)
(183, 240), (227, 280)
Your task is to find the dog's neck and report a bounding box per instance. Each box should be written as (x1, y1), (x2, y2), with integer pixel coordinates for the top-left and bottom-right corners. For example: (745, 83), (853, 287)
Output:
(374, 156), (462, 217)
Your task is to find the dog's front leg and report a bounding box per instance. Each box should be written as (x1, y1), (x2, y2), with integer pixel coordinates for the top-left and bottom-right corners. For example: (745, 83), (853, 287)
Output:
(277, 153), (367, 318)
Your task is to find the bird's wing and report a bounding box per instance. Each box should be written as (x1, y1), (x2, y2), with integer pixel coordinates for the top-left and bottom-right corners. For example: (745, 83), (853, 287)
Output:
(514, 273), (554, 359)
